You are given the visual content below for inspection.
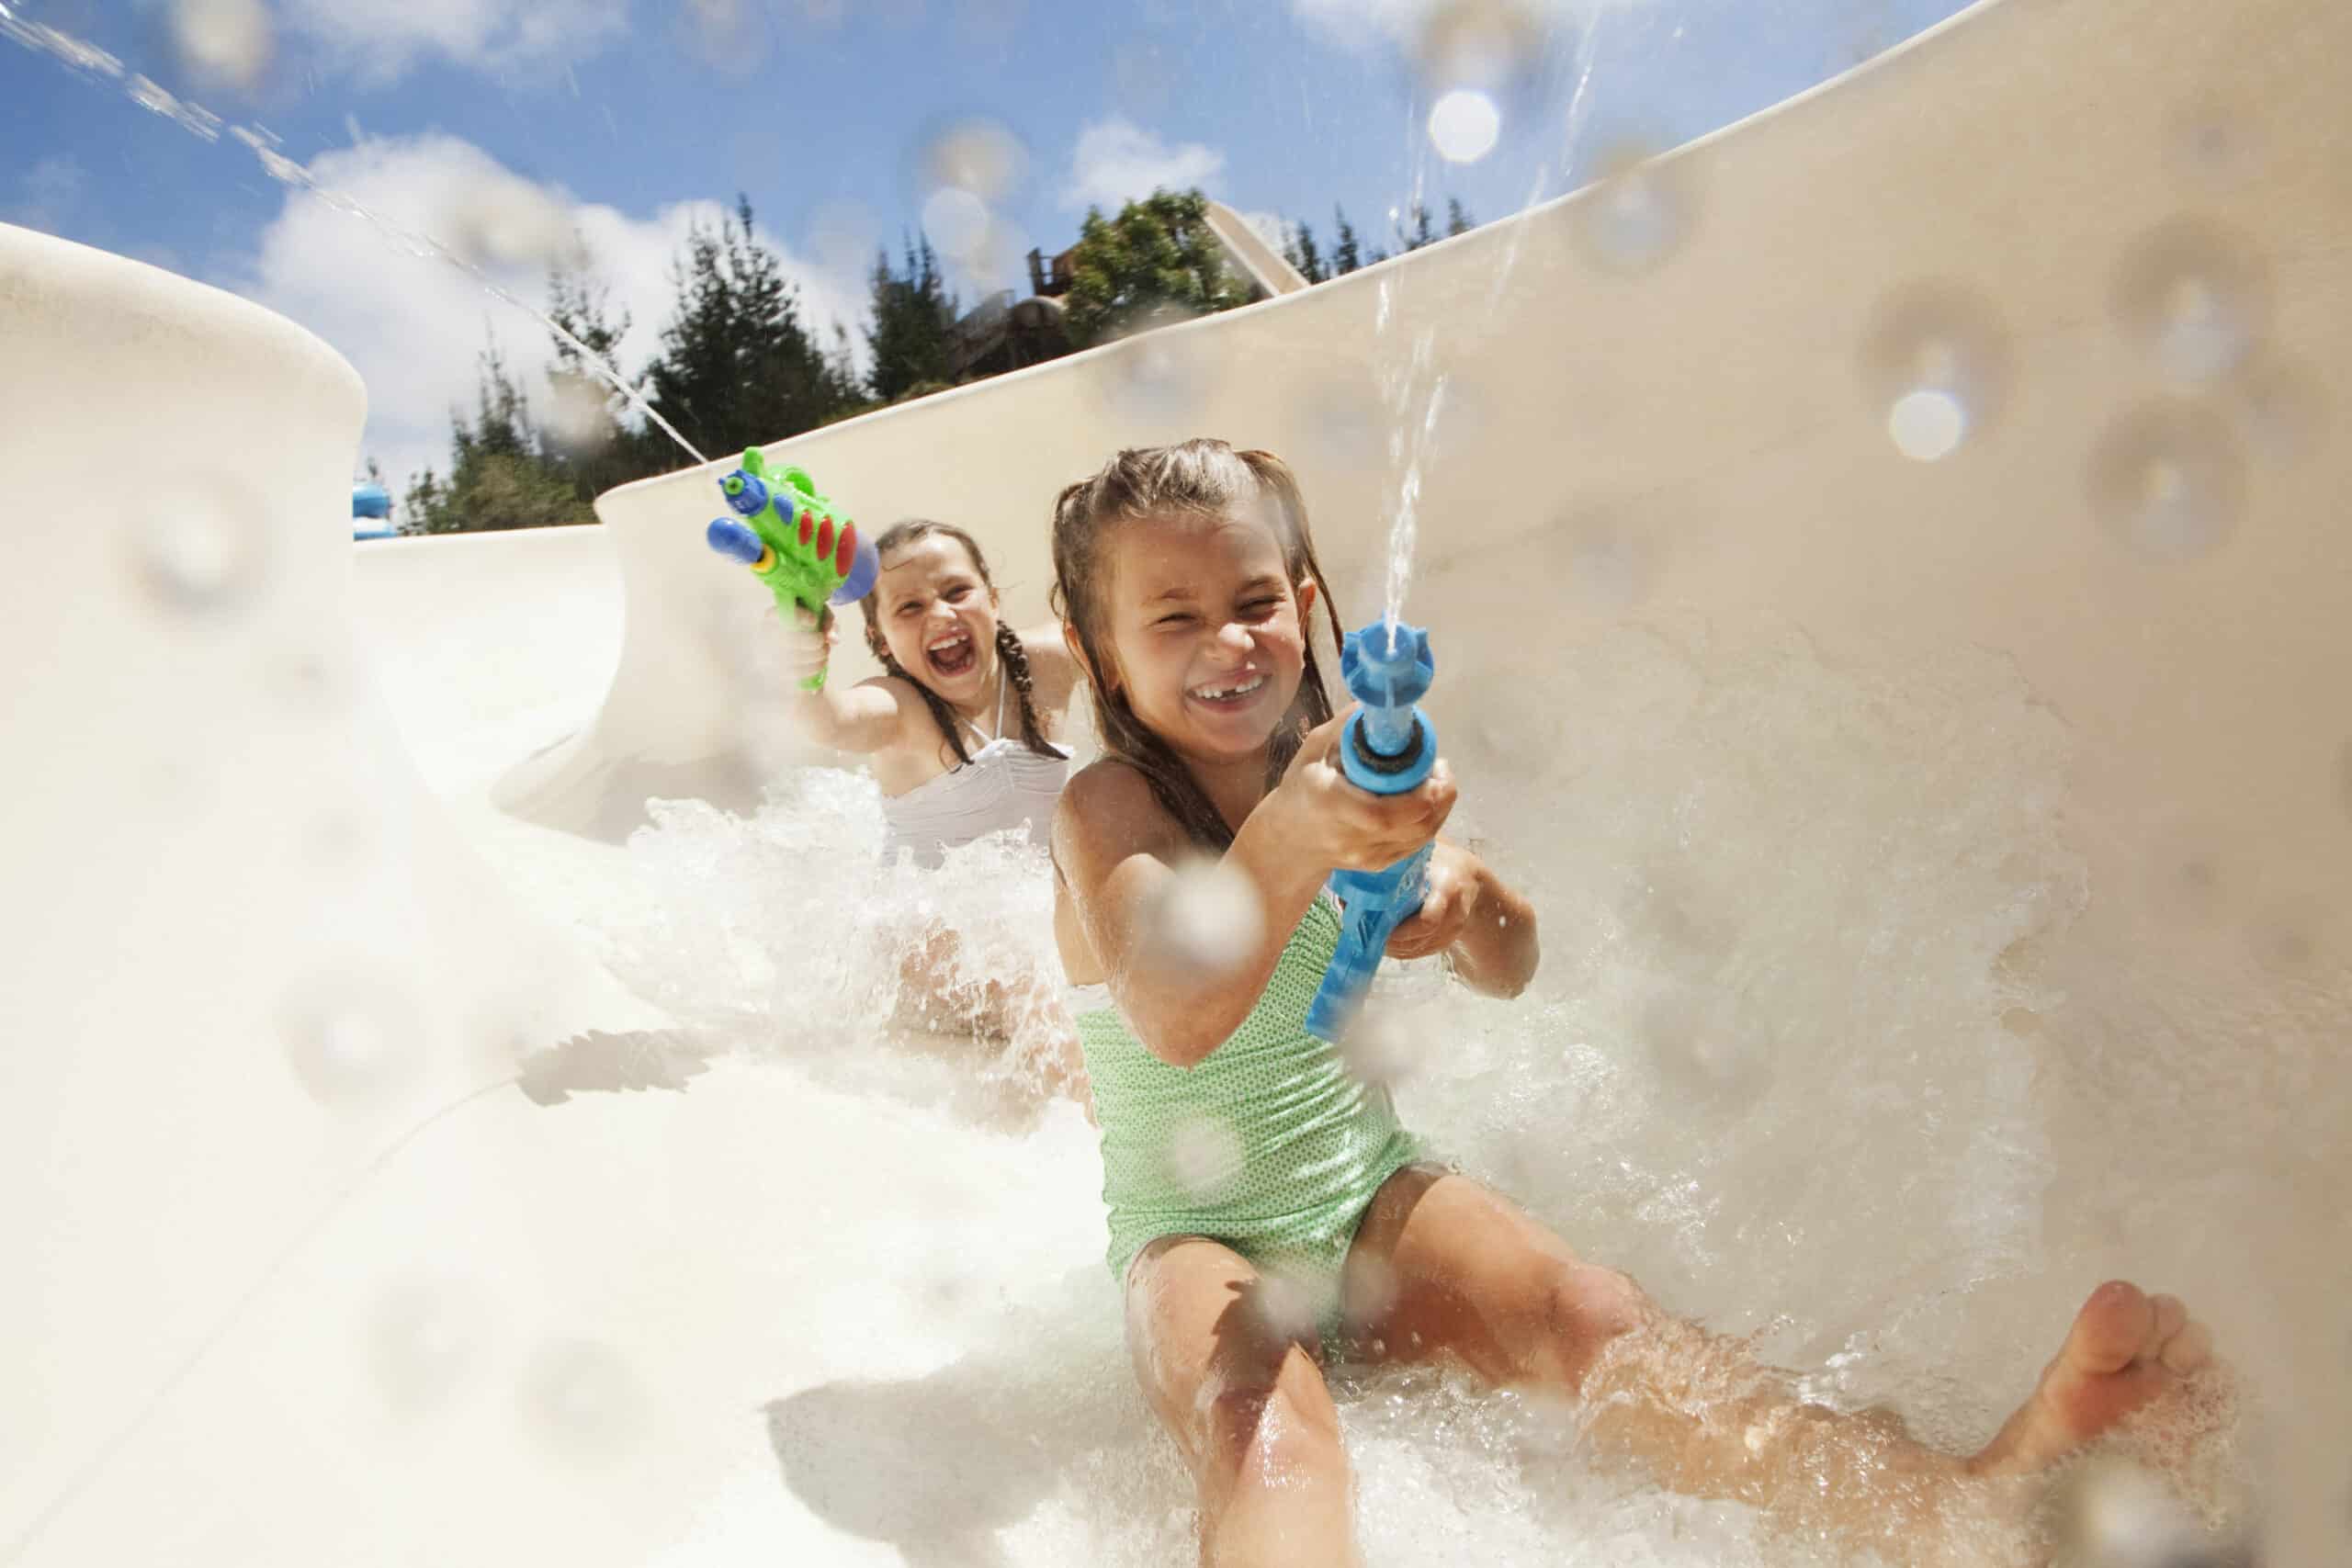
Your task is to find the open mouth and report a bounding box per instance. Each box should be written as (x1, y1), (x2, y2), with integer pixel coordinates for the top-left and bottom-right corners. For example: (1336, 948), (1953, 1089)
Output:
(1186, 671), (1267, 711)
(924, 627), (978, 678)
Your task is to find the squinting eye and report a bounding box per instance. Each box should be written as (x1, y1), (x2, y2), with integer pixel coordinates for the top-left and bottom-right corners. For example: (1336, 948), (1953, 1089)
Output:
(946, 585), (971, 601)
(1156, 612), (1194, 627)
(1242, 598), (1279, 615)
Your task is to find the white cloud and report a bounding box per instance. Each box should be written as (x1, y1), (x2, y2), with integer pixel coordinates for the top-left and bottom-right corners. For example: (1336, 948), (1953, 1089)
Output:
(223, 133), (867, 497)
(1061, 118), (1226, 212)
(275, 0), (629, 82)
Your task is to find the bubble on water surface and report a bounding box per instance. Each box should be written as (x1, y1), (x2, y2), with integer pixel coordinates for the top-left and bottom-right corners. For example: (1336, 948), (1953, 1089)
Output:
(370, 1278), (487, 1414)
(130, 507), (270, 618)
(2088, 400), (2245, 560)
(1429, 88), (1502, 164)
(1860, 283), (2011, 460)
(2114, 219), (2268, 385)
(170, 0), (271, 93)
(279, 971), (424, 1110)
(1162, 1114), (1245, 1203)
(521, 1340), (646, 1463)
(1572, 145), (1689, 277)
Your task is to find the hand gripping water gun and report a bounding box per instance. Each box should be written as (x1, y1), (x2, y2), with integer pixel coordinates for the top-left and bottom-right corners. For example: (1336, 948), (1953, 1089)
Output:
(1303, 620), (1438, 1043)
(704, 447), (880, 691)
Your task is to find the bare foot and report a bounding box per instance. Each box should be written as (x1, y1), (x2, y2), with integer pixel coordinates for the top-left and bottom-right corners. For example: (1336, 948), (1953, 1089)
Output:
(1967, 1281), (2211, 1476)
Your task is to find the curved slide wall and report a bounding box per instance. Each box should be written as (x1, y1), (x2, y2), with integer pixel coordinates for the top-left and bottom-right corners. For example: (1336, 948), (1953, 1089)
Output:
(4, 0), (2346, 1562)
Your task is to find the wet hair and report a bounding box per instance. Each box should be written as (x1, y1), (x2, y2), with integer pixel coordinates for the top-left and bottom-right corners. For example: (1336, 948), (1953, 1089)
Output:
(1049, 439), (1346, 851)
(858, 519), (1056, 768)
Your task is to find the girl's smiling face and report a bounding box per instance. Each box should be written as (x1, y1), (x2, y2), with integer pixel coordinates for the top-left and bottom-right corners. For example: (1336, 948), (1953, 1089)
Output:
(1098, 507), (1317, 768)
(876, 533), (1000, 702)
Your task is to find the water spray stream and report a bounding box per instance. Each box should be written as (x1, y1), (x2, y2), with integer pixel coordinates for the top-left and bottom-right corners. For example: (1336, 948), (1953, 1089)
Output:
(2, 3), (710, 472)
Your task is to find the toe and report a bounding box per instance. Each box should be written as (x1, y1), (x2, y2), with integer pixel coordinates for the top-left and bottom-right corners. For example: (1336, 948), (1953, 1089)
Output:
(2159, 1320), (2212, 1375)
(2069, 1281), (2156, 1376)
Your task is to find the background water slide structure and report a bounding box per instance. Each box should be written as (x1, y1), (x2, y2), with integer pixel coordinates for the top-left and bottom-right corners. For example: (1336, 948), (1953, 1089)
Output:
(3, 0), (2346, 1562)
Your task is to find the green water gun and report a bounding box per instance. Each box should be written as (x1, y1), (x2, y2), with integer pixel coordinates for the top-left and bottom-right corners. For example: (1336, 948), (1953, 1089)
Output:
(705, 448), (881, 691)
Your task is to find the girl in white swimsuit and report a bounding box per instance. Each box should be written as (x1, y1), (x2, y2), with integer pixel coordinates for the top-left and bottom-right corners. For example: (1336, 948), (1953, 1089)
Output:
(783, 520), (1088, 1106)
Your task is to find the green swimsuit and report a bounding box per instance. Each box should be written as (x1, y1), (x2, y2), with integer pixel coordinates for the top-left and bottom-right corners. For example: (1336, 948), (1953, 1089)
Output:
(1068, 894), (1421, 1336)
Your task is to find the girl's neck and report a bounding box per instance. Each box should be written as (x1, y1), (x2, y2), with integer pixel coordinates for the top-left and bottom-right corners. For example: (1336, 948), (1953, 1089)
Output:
(947, 660), (1002, 734)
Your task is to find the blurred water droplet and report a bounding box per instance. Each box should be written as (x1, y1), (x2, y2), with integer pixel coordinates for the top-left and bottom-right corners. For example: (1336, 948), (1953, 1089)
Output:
(2225, 349), (2325, 462)
(922, 118), (1025, 203)
(1572, 146), (1689, 276)
(279, 972), (422, 1109)
(1139, 853), (1263, 977)
(1163, 1113), (1245, 1202)
(521, 1340), (645, 1463)
(1552, 509), (1659, 610)
(921, 186), (991, 263)
(1429, 88), (1501, 164)
(544, 374), (617, 455)
(1414, 0), (1546, 94)
(677, 0), (770, 72)
(1300, 389), (1382, 468)
(2167, 103), (2259, 187)
(1860, 284), (2010, 459)
(2089, 400), (2245, 560)
(131, 510), (268, 617)
(1338, 1013), (1418, 1088)
(438, 176), (582, 273)
(2114, 220), (2267, 384)
(2051, 1458), (2215, 1568)
(810, 199), (878, 278)
(370, 1279), (485, 1414)
(1641, 989), (1770, 1105)
(170, 0), (271, 93)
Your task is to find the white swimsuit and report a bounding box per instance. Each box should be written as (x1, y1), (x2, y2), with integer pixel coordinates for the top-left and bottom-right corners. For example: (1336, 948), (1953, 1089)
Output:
(878, 676), (1071, 868)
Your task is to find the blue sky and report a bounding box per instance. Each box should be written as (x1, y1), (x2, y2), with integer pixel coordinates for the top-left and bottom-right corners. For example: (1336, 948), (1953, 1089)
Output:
(6, 0), (1971, 492)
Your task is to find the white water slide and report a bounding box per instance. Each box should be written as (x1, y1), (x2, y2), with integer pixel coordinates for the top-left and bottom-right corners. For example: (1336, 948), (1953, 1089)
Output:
(5, 0), (2346, 1562)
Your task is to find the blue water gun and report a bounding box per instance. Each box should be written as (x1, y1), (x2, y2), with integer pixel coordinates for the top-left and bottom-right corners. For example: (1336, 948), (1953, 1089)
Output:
(1304, 620), (1438, 1043)
(704, 448), (881, 691)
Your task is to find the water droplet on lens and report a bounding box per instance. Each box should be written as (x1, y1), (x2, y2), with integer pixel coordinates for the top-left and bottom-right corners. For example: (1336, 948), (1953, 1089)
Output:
(170, 0), (273, 93)
(921, 187), (990, 262)
(280, 973), (421, 1109)
(1098, 310), (1215, 427)
(2166, 103), (2259, 187)
(1139, 853), (1263, 977)
(1573, 146), (1689, 276)
(131, 510), (268, 617)
(1428, 88), (1501, 164)
(921, 118), (1025, 203)
(2113, 219), (2267, 384)
(2088, 400), (2245, 559)
(2226, 349), (2325, 462)
(1860, 284), (2010, 460)
(1163, 1114), (1245, 1201)
(1338, 1015), (1419, 1088)
(1414, 0), (1546, 94)
(520, 1340), (645, 1463)
(370, 1279), (484, 1413)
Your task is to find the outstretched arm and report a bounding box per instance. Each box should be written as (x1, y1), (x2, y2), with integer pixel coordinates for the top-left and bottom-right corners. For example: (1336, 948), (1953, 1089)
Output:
(782, 607), (913, 755)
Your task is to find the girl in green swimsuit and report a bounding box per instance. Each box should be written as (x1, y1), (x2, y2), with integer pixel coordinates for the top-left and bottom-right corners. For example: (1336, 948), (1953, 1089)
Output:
(1046, 439), (2211, 1567)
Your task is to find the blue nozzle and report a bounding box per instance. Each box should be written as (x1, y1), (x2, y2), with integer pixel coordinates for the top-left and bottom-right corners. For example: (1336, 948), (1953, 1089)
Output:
(707, 518), (766, 564)
(720, 469), (769, 517)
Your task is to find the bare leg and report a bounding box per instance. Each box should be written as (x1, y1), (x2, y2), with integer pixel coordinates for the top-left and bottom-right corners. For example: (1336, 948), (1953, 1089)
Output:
(1127, 1236), (1359, 1568)
(1341, 1167), (2211, 1552)
(889, 923), (1094, 1116)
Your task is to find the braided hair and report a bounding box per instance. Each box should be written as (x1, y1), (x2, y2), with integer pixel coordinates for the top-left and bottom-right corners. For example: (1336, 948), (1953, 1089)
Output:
(1049, 440), (1344, 852)
(857, 519), (1057, 770)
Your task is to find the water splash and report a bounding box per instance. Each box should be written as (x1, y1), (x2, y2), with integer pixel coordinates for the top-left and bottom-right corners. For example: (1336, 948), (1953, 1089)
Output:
(4, 6), (710, 471)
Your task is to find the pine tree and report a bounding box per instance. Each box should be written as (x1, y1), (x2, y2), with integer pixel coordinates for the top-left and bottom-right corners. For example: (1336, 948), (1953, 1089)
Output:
(1401, 203), (1438, 251)
(541, 259), (647, 498)
(639, 195), (864, 459)
(402, 345), (594, 535)
(1283, 220), (1329, 284)
(1331, 206), (1363, 275)
(1061, 187), (1254, 348)
(1446, 197), (1475, 237)
(865, 232), (957, 401)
